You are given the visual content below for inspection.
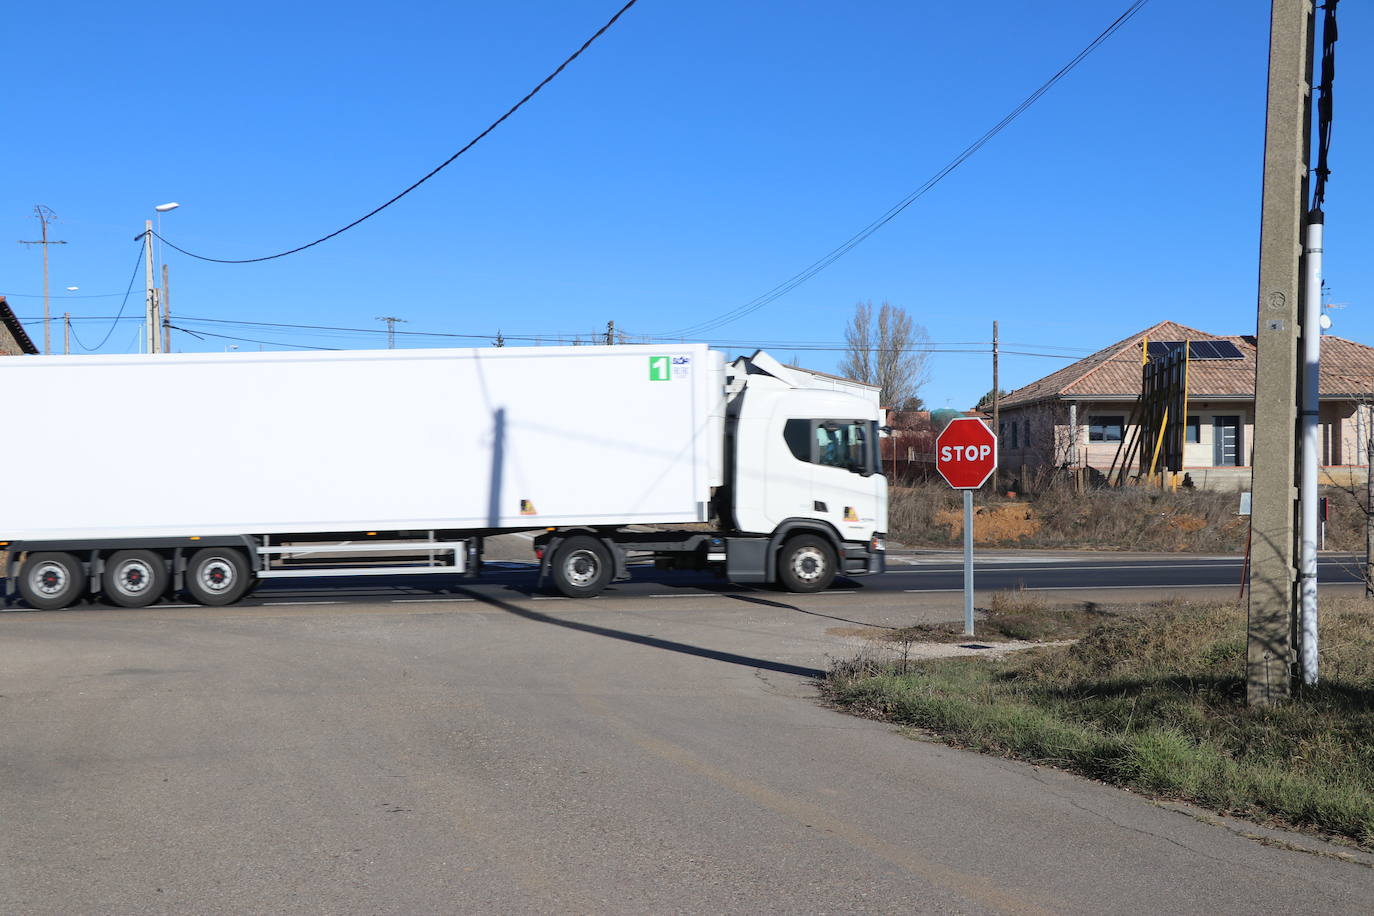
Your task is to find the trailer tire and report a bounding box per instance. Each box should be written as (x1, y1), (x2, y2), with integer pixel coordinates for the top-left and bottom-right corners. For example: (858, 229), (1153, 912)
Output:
(185, 547), (252, 606)
(18, 552), (86, 610)
(102, 549), (168, 608)
(777, 534), (836, 593)
(550, 536), (612, 598)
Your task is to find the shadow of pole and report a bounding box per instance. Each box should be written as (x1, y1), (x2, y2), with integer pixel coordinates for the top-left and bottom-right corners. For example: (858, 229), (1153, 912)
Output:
(454, 587), (827, 680)
(725, 592), (897, 630)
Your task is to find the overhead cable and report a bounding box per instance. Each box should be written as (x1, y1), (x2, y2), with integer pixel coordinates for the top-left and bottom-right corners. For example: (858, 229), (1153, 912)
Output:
(151, 0), (640, 264)
(1311, 0), (1338, 211)
(167, 324), (342, 351)
(76, 247), (146, 351)
(653, 0), (1152, 338)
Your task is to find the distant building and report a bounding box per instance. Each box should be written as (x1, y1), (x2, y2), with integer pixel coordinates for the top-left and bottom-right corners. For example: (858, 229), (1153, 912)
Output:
(0, 297), (39, 355)
(997, 320), (1374, 490)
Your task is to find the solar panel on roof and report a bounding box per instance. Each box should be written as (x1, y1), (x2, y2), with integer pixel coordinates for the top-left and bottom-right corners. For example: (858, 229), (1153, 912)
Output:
(1189, 340), (1242, 360)
(1146, 339), (1243, 361)
(1147, 341), (1184, 359)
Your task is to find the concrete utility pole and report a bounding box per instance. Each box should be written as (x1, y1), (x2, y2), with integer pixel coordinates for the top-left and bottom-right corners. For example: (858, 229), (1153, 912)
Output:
(1247, 0), (1315, 706)
(64, 312), (70, 355)
(18, 205), (67, 355)
(376, 316), (406, 349)
(606, 320), (615, 346)
(143, 221), (161, 354)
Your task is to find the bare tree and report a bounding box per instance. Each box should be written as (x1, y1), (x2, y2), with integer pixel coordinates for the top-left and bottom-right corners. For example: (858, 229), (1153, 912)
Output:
(838, 300), (931, 408)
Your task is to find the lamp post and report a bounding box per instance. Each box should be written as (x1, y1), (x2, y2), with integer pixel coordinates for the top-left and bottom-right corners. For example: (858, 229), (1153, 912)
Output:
(62, 288), (77, 355)
(145, 202), (179, 354)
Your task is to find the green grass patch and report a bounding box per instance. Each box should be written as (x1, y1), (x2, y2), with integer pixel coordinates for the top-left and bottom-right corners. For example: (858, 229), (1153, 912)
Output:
(827, 596), (1374, 847)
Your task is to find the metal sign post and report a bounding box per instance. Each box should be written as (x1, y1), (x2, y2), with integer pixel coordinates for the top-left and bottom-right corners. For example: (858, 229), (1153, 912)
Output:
(935, 418), (999, 637)
(963, 489), (975, 635)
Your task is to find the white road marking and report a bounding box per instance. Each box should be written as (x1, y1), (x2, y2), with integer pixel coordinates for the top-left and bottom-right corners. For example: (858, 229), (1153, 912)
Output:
(260, 600), (342, 606)
(886, 562), (1247, 575)
(649, 593), (706, 598)
(391, 598), (477, 603)
(904, 583), (1236, 594)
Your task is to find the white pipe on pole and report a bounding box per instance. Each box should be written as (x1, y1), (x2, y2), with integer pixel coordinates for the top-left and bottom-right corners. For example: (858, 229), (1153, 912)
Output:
(1299, 210), (1323, 686)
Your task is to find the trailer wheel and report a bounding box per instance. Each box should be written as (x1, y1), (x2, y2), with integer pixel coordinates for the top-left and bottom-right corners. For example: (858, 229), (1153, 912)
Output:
(102, 549), (168, 608)
(18, 552), (86, 610)
(550, 536), (612, 598)
(777, 535), (836, 593)
(185, 547), (251, 606)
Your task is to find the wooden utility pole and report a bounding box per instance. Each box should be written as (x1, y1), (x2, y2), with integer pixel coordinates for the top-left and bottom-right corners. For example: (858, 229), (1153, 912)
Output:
(1247, 0), (1315, 706)
(161, 264), (172, 353)
(991, 320), (1000, 436)
(63, 312), (70, 355)
(18, 205), (67, 355)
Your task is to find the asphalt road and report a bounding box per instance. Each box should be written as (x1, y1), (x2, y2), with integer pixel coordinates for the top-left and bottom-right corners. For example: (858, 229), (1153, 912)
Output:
(4, 550), (1374, 914)
(7, 545), (1367, 615)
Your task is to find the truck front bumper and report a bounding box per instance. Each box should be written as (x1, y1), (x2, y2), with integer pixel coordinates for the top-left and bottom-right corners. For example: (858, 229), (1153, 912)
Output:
(842, 540), (885, 577)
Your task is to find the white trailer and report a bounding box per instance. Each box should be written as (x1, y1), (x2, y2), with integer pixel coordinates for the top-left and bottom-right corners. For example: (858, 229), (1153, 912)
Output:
(2, 344), (886, 609)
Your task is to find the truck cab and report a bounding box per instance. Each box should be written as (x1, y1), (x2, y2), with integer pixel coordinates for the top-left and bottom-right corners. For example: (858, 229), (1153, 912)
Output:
(721, 353), (888, 589)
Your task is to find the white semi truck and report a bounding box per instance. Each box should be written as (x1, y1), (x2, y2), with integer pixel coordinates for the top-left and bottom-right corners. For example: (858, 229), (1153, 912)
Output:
(2, 344), (886, 609)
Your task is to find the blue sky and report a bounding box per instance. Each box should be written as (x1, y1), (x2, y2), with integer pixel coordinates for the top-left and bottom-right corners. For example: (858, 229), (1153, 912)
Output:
(5, 0), (1370, 410)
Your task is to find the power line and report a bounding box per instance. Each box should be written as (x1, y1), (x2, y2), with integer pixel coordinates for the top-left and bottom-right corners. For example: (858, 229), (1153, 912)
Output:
(653, 0), (1152, 338)
(151, 0), (640, 265)
(3, 291), (132, 299)
(166, 324), (341, 351)
(75, 247), (146, 352)
(167, 314), (1088, 357)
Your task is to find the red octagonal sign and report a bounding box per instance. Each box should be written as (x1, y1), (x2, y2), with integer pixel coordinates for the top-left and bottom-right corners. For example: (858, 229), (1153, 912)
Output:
(935, 417), (998, 489)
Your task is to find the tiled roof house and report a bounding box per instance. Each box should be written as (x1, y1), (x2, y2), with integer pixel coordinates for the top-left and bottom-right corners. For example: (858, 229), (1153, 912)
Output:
(998, 320), (1374, 490)
(0, 297), (39, 356)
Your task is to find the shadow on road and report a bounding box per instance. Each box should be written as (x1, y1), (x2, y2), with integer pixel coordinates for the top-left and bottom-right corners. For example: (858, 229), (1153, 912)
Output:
(724, 592), (896, 630)
(453, 587), (827, 680)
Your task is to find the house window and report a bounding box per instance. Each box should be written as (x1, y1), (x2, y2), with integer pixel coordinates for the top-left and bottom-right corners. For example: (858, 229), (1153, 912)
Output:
(1089, 415), (1124, 442)
(1185, 416), (1200, 443)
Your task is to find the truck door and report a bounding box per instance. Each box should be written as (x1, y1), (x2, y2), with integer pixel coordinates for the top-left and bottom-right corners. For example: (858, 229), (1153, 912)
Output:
(776, 418), (883, 541)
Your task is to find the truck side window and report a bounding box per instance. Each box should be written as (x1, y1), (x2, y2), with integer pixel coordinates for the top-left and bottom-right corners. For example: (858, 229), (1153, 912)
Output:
(816, 426), (847, 468)
(785, 419), (874, 475)
(783, 419), (812, 462)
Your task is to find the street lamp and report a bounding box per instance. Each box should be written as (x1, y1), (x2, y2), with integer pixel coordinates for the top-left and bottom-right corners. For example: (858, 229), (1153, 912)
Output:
(145, 202), (180, 354)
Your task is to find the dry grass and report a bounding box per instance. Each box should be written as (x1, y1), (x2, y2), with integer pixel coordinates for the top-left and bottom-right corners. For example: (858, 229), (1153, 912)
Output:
(888, 480), (1310, 553)
(827, 594), (1374, 847)
(885, 588), (1109, 645)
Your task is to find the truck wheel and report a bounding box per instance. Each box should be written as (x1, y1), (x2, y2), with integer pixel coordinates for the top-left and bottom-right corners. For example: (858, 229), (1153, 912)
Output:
(102, 549), (168, 608)
(550, 536), (612, 598)
(18, 552), (86, 610)
(777, 535), (836, 593)
(185, 547), (251, 606)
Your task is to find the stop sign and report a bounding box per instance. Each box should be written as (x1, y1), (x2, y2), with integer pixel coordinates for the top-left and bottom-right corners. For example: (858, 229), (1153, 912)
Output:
(935, 417), (998, 489)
